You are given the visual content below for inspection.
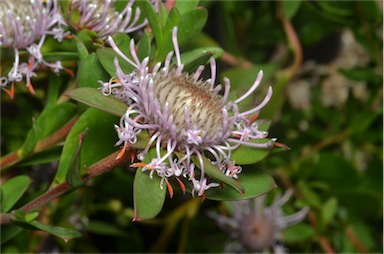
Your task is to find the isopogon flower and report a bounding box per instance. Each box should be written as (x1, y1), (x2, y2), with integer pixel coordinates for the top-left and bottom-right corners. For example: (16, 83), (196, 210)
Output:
(207, 190), (309, 253)
(69, 0), (147, 40)
(100, 27), (275, 197)
(0, 0), (67, 97)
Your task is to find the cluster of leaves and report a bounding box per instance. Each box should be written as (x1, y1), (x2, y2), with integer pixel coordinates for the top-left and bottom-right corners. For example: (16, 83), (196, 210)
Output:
(1, 0), (382, 253)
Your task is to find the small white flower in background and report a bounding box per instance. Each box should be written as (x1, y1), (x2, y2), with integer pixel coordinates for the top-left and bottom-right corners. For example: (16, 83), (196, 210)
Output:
(207, 190), (309, 253)
(100, 26), (277, 198)
(70, 0), (147, 40)
(0, 0), (67, 97)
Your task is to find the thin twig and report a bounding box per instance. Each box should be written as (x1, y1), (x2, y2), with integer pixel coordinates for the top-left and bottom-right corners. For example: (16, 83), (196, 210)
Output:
(0, 150), (132, 224)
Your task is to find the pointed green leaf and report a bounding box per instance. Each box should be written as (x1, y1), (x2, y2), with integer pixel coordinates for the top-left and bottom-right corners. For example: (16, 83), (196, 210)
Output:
(177, 47), (224, 73)
(74, 36), (89, 60)
(14, 218), (81, 241)
(66, 129), (88, 187)
(52, 108), (119, 186)
(133, 149), (167, 221)
(191, 154), (244, 195)
(96, 33), (132, 76)
(137, 32), (152, 61)
(156, 8), (208, 62)
(283, 223), (315, 243)
(0, 176), (31, 213)
(87, 220), (129, 237)
(320, 197), (338, 231)
(66, 87), (127, 117)
(96, 47), (135, 77)
(111, 33), (132, 54)
(175, 0), (199, 15)
(19, 103), (77, 157)
(230, 138), (272, 165)
(141, 0), (162, 46)
(43, 52), (79, 62)
(204, 169), (276, 201)
(0, 225), (24, 245)
(77, 53), (110, 89)
(282, 1), (302, 19)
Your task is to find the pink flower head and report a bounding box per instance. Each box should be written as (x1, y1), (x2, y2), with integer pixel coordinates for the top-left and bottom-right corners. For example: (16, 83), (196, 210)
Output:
(208, 190), (309, 253)
(0, 0), (67, 96)
(70, 0), (147, 39)
(100, 27), (275, 197)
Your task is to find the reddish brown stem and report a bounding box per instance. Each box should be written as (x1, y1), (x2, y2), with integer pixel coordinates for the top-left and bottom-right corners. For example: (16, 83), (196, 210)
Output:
(277, 2), (303, 77)
(0, 151), (21, 171)
(0, 150), (132, 224)
(318, 236), (336, 254)
(34, 116), (78, 153)
(0, 116), (78, 171)
(345, 226), (368, 253)
(220, 52), (254, 69)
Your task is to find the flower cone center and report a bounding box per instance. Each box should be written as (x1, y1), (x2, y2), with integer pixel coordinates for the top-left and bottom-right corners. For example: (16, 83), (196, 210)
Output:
(153, 70), (224, 139)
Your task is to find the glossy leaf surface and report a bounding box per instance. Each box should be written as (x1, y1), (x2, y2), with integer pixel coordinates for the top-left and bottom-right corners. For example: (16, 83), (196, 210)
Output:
(0, 176), (31, 213)
(53, 108), (118, 186)
(191, 154), (244, 195)
(133, 148), (167, 221)
(66, 87), (127, 117)
(204, 169), (276, 201)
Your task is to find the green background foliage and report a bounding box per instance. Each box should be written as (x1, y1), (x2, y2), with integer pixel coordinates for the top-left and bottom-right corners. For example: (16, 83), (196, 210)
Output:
(1, 0), (382, 253)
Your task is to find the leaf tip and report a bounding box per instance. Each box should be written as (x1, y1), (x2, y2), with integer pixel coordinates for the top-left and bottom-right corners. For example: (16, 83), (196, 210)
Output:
(132, 216), (140, 222)
(62, 237), (73, 243)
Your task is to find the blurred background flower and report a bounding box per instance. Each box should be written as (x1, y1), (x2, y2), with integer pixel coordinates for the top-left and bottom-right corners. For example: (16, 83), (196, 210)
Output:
(207, 190), (309, 253)
(0, 0), (66, 96)
(67, 0), (147, 40)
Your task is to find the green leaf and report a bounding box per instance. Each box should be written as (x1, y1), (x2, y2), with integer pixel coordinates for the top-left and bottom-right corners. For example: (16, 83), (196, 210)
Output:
(230, 138), (271, 165)
(155, 8), (180, 63)
(19, 146), (62, 166)
(177, 47), (224, 73)
(45, 73), (64, 108)
(77, 29), (98, 53)
(349, 109), (381, 135)
(320, 197), (338, 231)
(297, 181), (322, 208)
(75, 36), (89, 60)
(77, 53), (110, 89)
(282, 1), (302, 19)
(156, 8), (208, 62)
(52, 108), (119, 186)
(87, 220), (128, 237)
(96, 47), (135, 77)
(141, 0), (163, 46)
(257, 120), (271, 132)
(111, 33), (132, 54)
(14, 217), (81, 241)
(191, 154), (244, 195)
(204, 169), (276, 201)
(137, 32), (152, 61)
(0, 176), (31, 213)
(19, 103), (77, 157)
(175, 0), (199, 15)
(221, 64), (279, 92)
(0, 225), (23, 245)
(66, 129), (88, 187)
(43, 52), (79, 62)
(133, 148), (167, 221)
(66, 87), (127, 117)
(283, 223), (315, 243)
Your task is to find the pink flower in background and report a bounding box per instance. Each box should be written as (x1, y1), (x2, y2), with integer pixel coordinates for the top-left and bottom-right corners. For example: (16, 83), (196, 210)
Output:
(208, 190), (309, 253)
(70, 0), (147, 39)
(0, 0), (67, 97)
